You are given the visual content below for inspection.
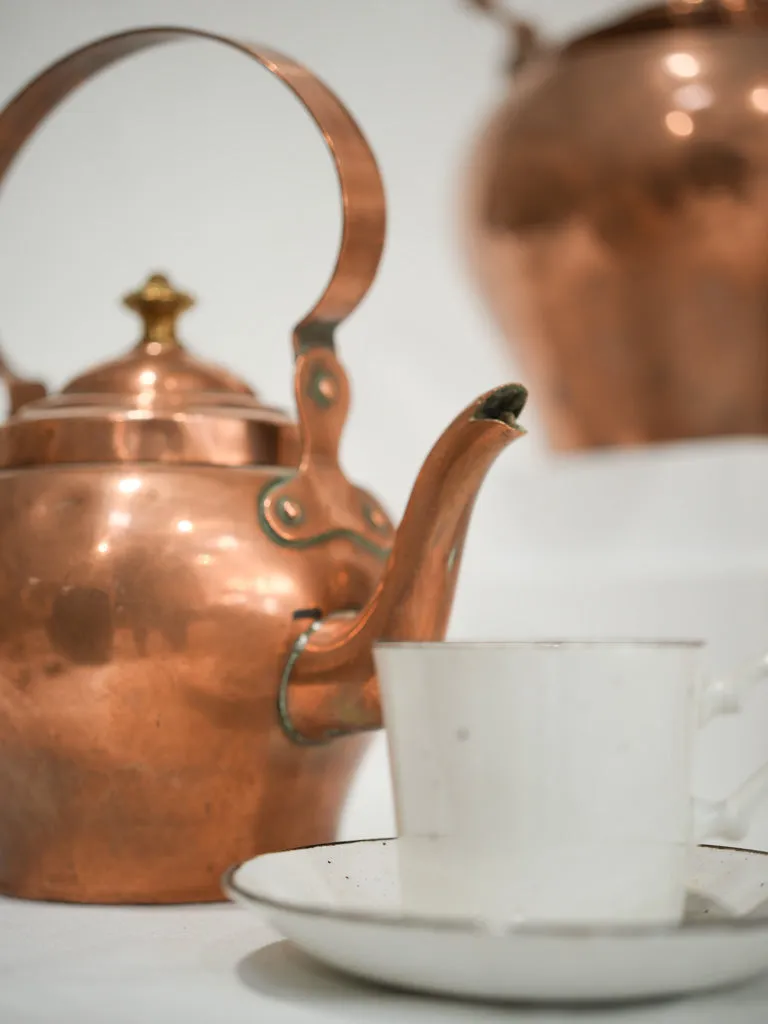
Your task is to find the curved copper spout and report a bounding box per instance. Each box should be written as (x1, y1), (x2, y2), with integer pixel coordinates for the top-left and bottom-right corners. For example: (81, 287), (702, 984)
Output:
(279, 383), (528, 743)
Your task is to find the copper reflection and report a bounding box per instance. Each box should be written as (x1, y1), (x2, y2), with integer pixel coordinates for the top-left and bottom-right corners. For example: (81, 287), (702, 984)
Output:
(465, 1), (768, 449)
(0, 27), (529, 904)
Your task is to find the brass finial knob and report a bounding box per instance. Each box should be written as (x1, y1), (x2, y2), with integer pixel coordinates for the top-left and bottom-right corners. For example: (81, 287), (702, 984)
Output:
(123, 273), (194, 352)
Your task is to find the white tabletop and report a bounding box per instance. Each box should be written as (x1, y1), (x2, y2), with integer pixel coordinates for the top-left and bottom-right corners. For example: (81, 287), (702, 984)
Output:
(2, 897), (768, 1024)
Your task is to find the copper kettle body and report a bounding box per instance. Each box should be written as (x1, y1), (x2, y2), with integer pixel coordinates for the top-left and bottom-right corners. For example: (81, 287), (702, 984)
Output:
(466, 1), (768, 449)
(0, 28), (527, 904)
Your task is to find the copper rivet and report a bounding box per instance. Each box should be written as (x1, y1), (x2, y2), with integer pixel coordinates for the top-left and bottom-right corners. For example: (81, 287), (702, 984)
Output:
(365, 503), (387, 531)
(317, 375), (337, 402)
(279, 498), (303, 524)
(309, 370), (338, 408)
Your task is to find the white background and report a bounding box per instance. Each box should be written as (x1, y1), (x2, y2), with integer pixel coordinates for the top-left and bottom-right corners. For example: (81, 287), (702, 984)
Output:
(2, 0), (768, 852)
(0, 0), (639, 505)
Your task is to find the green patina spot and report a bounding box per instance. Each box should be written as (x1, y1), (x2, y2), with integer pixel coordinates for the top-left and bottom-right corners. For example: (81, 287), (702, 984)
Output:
(258, 476), (392, 560)
(295, 322), (336, 353)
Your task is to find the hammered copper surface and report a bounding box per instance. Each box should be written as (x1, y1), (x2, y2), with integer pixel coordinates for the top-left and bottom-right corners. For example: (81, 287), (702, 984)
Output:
(466, 1), (768, 449)
(0, 27), (528, 904)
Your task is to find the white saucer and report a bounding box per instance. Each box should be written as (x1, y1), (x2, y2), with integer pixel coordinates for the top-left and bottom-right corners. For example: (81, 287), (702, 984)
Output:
(225, 839), (768, 1005)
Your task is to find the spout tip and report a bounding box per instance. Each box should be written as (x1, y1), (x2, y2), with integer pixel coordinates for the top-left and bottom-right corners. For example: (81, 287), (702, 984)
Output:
(474, 383), (528, 429)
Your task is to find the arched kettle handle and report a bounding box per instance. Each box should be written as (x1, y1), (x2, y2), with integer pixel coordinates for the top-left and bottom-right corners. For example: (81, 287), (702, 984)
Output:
(0, 27), (394, 555)
(0, 26), (385, 351)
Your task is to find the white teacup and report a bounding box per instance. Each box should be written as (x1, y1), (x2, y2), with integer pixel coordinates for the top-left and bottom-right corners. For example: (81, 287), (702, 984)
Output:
(373, 640), (768, 927)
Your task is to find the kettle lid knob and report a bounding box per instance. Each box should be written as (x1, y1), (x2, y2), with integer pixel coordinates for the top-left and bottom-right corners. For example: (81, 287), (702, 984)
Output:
(123, 273), (194, 353)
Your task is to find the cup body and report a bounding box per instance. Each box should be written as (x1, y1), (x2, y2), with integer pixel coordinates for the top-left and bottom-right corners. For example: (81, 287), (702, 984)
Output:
(374, 640), (703, 925)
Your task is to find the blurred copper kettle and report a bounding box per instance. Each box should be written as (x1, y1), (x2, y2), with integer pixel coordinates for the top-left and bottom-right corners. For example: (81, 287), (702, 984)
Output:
(0, 27), (528, 905)
(466, 1), (768, 449)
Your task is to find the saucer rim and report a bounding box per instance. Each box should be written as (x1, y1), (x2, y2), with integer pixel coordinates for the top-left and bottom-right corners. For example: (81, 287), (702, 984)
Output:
(222, 838), (768, 940)
(373, 639), (706, 650)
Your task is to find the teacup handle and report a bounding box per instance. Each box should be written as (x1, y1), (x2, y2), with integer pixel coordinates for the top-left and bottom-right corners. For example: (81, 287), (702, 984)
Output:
(699, 655), (768, 724)
(694, 658), (768, 842)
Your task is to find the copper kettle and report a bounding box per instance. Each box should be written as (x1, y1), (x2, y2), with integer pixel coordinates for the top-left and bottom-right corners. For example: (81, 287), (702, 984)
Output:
(0, 27), (528, 905)
(466, 0), (768, 449)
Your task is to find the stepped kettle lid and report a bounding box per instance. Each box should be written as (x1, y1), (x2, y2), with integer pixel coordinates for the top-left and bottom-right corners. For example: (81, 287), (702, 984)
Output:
(0, 272), (295, 469)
